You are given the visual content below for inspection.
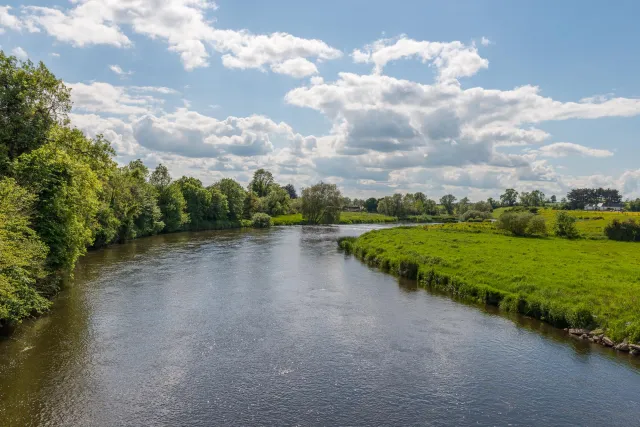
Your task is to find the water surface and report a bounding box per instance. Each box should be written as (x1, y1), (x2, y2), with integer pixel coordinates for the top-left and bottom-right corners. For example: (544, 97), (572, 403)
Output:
(1, 225), (639, 426)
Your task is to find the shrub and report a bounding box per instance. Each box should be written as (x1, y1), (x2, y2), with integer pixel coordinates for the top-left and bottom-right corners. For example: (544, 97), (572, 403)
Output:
(526, 215), (547, 236)
(497, 212), (534, 236)
(251, 213), (272, 228)
(554, 212), (580, 239)
(461, 210), (492, 222)
(604, 219), (640, 241)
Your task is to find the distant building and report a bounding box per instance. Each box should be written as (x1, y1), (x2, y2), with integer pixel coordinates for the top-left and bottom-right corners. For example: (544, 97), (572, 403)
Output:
(584, 202), (624, 211)
(343, 206), (364, 212)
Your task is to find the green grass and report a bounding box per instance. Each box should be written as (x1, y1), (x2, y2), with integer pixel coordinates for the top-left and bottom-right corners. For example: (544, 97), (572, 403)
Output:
(272, 211), (398, 225)
(339, 225), (640, 342)
(492, 207), (640, 238)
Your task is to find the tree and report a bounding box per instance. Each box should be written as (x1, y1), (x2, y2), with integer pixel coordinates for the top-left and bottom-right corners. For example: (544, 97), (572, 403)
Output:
(14, 132), (101, 274)
(176, 177), (212, 229)
(260, 184), (290, 216)
(550, 195), (557, 204)
(629, 199), (640, 212)
(157, 182), (189, 232)
(208, 187), (229, 220)
(149, 164), (172, 190)
(0, 178), (50, 324)
(243, 191), (260, 220)
(423, 199), (438, 215)
(364, 197), (378, 213)
(214, 178), (246, 220)
(0, 52), (71, 174)
(554, 212), (580, 238)
(456, 197), (470, 215)
(377, 194), (405, 217)
(500, 189), (518, 207)
(487, 197), (499, 209)
(440, 194), (457, 215)
(301, 182), (342, 224)
(283, 183), (297, 199)
(249, 168), (274, 197)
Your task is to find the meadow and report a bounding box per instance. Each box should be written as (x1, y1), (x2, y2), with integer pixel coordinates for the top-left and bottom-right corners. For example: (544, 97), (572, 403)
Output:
(492, 207), (640, 238)
(339, 225), (640, 343)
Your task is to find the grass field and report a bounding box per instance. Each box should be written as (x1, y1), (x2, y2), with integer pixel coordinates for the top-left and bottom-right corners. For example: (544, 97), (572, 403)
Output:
(492, 207), (640, 238)
(272, 211), (398, 226)
(339, 226), (640, 342)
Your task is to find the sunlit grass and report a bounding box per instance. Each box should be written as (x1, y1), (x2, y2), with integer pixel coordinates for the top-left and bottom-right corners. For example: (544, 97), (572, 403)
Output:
(339, 225), (640, 342)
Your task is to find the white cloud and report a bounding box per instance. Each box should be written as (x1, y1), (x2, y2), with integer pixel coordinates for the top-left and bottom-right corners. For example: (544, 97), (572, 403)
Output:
(18, 1), (342, 72)
(0, 6), (29, 33)
(352, 36), (488, 82)
(67, 81), (176, 115)
(270, 57), (318, 78)
(536, 142), (614, 158)
(480, 37), (491, 46)
(11, 47), (28, 61)
(50, 52), (60, 57)
(109, 64), (133, 76)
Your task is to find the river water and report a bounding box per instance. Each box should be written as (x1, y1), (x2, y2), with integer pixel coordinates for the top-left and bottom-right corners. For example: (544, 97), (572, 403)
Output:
(1, 225), (639, 426)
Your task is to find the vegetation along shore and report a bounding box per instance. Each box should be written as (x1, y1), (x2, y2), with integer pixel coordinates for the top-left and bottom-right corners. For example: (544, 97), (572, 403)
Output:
(339, 213), (640, 354)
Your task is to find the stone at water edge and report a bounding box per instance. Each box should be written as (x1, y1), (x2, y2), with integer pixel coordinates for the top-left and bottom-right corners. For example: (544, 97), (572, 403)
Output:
(629, 344), (640, 352)
(614, 341), (629, 352)
(568, 328), (590, 336)
(602, 337), (615, 347)
(630, 349), (639, 356)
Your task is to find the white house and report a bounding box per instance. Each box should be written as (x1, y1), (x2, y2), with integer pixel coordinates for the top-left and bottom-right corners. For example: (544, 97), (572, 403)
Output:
(584, 203), (624, 211)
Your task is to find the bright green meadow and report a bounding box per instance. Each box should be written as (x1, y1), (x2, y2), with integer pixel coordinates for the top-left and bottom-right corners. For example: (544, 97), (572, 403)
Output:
(339, 224), (640, 342)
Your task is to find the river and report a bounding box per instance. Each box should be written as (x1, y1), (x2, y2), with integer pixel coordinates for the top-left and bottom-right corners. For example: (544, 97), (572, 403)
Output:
(1, 225), (639, 426)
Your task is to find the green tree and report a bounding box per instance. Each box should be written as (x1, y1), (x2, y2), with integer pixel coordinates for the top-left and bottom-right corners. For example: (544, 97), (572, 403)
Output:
(364, 197), (378, 213)
(260, 184), (290, 216)
(301, 182), (342, 224)
(500, 189), (518, 207)
(208, 187), (229, 220)
(176, 177), (212, 229)
(440, 194), (457, 215)
(213, 178), (246, 220)
(243, 191), (260, 220)
(149, 163), (172, 190)
(0, 178), (50, 325)
(157, 183), (189, 232)
(14, 134), (101, 274)
(457, 197), (470, 215)
(0, 52), (71, 174)
(283, 183), (297, 199)
(554, 212), (580, 239)
(249, 168), (275, 197)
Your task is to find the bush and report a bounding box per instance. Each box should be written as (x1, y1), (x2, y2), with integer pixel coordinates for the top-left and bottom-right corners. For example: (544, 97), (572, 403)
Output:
(526, 215), (547, 236)
(251, 213), (272, 228)
(461, 210), (492, 222)
(497, 212), (534, 236)
(554, 212), (580, 239)
(604, 219), (640, 241)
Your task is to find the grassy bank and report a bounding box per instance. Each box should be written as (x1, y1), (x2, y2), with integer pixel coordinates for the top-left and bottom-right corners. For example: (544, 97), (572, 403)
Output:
(272, 212), (398, 225)
(272, 212), (457, 226)
(338, 225), (640, 342)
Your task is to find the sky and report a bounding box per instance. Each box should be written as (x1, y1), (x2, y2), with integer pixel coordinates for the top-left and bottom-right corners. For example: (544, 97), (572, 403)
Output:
(2, 0), (640, 200)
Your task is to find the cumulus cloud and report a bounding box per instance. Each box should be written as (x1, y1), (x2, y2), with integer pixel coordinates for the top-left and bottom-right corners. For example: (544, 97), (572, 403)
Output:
(11, 46), (28, 60)
(15, 1), (341, 72)
(270, 57), (318, 78)
(536, 142), (614, 158)
(67, 81), (178, 115)
(1, 6), (22, 33)
(352, 36), (488, 82)
(132, 108), (300, 158)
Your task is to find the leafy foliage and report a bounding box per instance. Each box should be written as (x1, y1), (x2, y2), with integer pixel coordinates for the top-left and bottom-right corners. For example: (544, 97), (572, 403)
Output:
(604, 219), (640, 242)
(301, 182), (342, 224)
(554, 212), (580, 239)
(251, 213), (272, 228)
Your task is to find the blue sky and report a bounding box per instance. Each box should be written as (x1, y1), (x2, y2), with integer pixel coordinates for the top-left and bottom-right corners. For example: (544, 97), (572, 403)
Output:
(2, 0), (640, 199)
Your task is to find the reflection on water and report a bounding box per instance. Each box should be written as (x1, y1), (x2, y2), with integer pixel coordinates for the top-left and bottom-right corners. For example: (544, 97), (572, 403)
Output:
(1, 225), (639, 426)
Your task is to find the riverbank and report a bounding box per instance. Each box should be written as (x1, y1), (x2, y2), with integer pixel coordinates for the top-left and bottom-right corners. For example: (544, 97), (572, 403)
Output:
(338, 225), (640, 353)
(272, 212), (456, 225)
